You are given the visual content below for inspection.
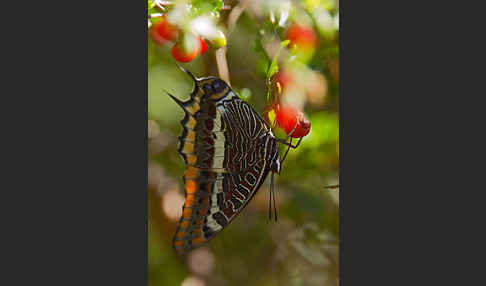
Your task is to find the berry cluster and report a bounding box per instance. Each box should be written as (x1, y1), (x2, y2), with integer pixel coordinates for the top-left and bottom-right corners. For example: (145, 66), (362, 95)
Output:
(149, 15), (226, 63)
(263, 23), (320, 139)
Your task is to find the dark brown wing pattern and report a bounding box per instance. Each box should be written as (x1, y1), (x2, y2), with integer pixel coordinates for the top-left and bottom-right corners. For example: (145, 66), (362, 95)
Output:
(168, 68), (280, 254)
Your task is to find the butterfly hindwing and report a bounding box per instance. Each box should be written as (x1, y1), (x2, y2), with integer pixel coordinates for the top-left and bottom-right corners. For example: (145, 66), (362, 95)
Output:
(170, 71), (280, 254)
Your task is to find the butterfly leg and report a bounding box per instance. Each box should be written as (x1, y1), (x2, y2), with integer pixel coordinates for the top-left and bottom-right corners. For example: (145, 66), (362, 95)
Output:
(274, 121), (303, 149)
(280, 138), (292, 164)
(276, 137), (303, 167)
(275, 137), (303, 149)
(283, 123), (298, 141)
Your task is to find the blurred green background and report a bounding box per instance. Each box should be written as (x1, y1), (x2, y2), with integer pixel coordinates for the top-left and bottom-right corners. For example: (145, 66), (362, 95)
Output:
(148, 1), (339, 285)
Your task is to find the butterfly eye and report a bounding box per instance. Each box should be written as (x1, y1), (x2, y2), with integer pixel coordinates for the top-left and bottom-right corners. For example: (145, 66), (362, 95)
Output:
(212, 79), (225, 92)
(203, 83), (214, 94)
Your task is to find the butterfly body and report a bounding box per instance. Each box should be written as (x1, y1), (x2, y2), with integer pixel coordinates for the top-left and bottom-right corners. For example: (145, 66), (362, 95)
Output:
(169, 69), (281, 254)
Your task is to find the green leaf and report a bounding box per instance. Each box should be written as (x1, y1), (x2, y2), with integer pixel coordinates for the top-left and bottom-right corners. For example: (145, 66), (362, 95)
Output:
(253, 38), (264, 54)
(191, 0), (224, 16)
(264, 38), (292, 100)
(276, 82), (282, 95)
(148, 0), (155, 10)
(211, 0), (224, 11)
(267, 59), (279, 81)
(255, 57), (270, 77)
(268, 109), (276, 126)
(148, 7), (160, 17)
(265, 57), (278, 101)
(266, 41), (288, 83)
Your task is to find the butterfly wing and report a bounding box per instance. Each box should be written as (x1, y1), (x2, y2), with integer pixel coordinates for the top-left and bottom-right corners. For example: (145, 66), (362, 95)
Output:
(169, 73), (278, 254)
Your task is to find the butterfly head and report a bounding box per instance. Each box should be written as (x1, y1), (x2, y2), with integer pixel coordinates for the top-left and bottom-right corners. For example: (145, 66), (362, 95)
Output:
(178, 65), (230, 99)
(199, 78), (229, 97)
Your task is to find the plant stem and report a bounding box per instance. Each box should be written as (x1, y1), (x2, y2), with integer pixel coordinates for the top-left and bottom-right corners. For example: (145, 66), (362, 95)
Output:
(215, 47), (231, 86)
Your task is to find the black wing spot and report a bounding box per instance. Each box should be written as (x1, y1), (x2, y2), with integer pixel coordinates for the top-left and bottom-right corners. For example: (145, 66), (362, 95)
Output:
(217, 193), (225, 208)
(233, 174), (241, 185)
(203, 226), (215, 239)
(230, 197), (243, 209)
(237, 186), (249, 197)
(245, 173), (256, 185)
(213, 212), (228, 227)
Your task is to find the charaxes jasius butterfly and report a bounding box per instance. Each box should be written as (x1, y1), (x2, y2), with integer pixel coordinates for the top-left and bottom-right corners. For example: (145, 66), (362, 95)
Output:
(167, 67), (302, 254)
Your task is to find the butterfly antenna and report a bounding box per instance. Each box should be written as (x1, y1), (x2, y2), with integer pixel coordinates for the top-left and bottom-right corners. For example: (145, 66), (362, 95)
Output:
(273, 172), (278, 222)
(269, 172), (273, 221)
(177, 65), (198, 83)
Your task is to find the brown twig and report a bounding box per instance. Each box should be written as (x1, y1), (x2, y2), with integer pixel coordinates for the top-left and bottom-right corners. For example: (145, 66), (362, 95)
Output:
(215, 47), (230, 86)
(227, 4), (246, 35)
(216, 3), (248, 85)
(324, 184), (340, 190)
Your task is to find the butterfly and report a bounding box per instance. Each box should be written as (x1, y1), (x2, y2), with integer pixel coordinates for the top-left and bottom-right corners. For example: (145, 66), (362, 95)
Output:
(167, 67), (303, 254)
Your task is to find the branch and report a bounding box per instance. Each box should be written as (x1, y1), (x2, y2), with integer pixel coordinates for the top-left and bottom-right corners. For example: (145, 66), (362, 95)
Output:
(215, 3), (248, 85)
(227, 4), (246, 35)
(215, 47), (230, 86)
(324, 184), (340, 190)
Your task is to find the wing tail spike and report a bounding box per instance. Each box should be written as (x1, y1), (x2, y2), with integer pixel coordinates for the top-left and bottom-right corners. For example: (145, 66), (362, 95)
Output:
(177, 66), (200, 99)
(177, 65), (199, 83)
(165, 90), (186, 109)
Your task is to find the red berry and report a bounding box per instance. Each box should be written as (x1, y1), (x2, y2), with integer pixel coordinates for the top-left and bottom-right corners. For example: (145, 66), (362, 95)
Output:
(150, 16), (179, 44)
(275, 104), (297, 132)
(171, 41), (198, 63)
(273, 70), (293, 93)
(292, 112), (311, 138)
(150, 25), (168, 45)
(198, 37), (208, 55)
(286, 24), (317, 50)
(274, 105), (311, 138)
